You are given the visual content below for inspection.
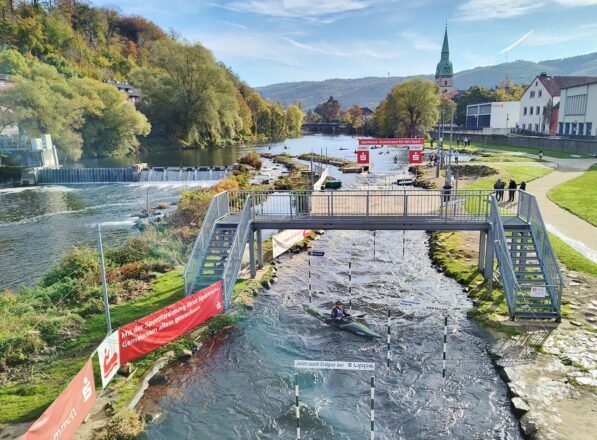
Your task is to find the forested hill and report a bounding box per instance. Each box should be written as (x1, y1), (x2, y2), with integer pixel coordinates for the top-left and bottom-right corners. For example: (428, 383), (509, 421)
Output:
(0, 1), (302, 160)
(256, 52), (597, 110)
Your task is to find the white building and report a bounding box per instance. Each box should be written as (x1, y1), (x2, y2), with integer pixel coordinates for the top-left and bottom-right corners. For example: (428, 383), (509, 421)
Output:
(557, 79), (597, 137)
(466, 101), (520, 129)
(519, 73), (597, 135)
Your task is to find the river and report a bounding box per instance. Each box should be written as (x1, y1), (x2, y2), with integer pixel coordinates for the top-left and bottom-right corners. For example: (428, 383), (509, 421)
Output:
(138, 228), (521, 439)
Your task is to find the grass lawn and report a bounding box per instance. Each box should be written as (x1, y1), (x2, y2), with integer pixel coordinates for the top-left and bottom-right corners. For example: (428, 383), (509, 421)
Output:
(460, 163), (553, 191)
(547, 164), (597, 227)
(0, 269), (185, 424)
(549, 233), (597, 276)
(471, 142), (592, 159)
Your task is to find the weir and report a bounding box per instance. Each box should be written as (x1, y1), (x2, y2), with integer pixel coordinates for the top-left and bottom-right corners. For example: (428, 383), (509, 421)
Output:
(32, 166), (230, 184)
(184, 189), (564, 320)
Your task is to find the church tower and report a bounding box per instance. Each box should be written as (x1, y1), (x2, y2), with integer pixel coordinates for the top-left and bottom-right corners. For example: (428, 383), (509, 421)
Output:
(435, 25), (455, 95)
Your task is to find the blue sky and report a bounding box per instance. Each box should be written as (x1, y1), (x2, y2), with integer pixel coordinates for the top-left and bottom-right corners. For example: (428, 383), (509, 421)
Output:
(92, 0), (597, 87)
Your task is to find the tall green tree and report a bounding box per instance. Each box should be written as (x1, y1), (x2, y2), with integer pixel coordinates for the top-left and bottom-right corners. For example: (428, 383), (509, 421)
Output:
(285, 104), (304, 138)
(374, 78), (439, 137)
(130, 40), (242, 147)
(314, 96), (340, 122)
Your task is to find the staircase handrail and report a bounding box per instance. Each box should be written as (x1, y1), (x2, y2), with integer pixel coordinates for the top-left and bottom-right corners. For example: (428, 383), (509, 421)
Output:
(489, 195), (523, 317)
(183, 191), (230, 295)
(221, 195), (253, 307)
(516, 190), (564, 310)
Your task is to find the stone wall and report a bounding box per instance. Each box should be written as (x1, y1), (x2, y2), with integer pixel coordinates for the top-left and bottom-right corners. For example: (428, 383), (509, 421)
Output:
(431, 131), (597, 156)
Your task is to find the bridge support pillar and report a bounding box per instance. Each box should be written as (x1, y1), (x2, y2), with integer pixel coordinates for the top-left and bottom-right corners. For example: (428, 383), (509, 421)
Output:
(256, 229), (264, 269)
(483, 227), (495, 291)
(249, 231), (256, 279)
(478, 231), (487, 272)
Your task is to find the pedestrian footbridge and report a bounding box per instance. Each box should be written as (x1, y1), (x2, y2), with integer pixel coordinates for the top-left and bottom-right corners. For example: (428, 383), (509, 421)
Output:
(183, 189), (563, 320)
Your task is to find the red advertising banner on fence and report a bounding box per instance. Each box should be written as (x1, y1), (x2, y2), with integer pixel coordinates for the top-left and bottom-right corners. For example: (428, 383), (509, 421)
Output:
(358, 138), (424, 146)
(23, 359), (96, 440)
(119, 281), (224, 363)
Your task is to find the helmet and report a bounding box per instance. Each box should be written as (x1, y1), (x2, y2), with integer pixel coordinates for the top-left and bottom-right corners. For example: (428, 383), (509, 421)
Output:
(335, 300), (343, 305)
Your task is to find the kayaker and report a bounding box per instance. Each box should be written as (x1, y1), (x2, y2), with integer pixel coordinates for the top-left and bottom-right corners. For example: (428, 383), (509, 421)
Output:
(331, 301), (351, 321)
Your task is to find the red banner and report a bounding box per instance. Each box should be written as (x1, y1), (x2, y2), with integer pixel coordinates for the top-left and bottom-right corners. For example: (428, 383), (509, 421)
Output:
(23, 359), (96, 440)
(356, 150), (370, 164)
(119, 281), (224, 363)
(358, 138), (424, 146)
(409, 149), (423, 164)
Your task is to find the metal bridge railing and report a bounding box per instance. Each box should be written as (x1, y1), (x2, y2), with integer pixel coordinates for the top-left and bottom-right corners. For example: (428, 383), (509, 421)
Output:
(222, 196), (253, 308)
(183, 192), (229, 295)
(489, 196), (521, 316)
(228, 189), (495, 223)
(517, 191), (564, 311)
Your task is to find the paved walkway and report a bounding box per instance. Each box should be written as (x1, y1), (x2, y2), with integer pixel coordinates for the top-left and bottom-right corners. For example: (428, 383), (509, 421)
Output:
(523, 156), (597, 261)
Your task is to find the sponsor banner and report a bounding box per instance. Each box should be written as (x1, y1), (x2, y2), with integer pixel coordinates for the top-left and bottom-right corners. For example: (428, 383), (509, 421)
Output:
(294, 360), (375, 371)
(272, 229), (312, 258)
(119, 281), (224, 364)
(98, 331), (120, 388)
(308, 250), (325, 257)
(530, 286), (547, 298)
(409, 144), (423, 151)
(356, 149), (370, 164)
(358, 138), (424, 146)
(408, 149), (423, 164)
(23, 359), (96, 440)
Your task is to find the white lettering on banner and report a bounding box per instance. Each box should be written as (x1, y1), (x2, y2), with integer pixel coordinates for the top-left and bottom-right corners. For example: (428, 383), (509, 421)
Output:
(98, 331), (120, 388)
(52, 408), (76, 440)
(409, 145), (423, 151)
(397, 299), (449, 313)
(294, 360), (376, 371)
(272, 229), (311, 258)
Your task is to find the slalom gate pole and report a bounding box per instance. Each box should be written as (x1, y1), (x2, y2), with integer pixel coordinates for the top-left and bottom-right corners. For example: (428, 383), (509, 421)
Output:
(349, 299), (352, 315)
(370, 376), (375, 440)
(387, 310), (391, 368)
(373, 231), (376, 260)
(295, 373), (301, 440)
(442, 316), (448, 378)
(402, 230), (406, 258)
(348, 260), (352, 298)
(308, 256), (312, 303)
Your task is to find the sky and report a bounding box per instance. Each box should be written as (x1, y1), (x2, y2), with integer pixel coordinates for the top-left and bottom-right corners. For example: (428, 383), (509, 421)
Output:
(92, 0), (597, 87)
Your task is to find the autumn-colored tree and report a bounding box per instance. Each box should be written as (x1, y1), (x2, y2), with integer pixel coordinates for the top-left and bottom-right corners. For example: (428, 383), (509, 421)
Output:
(314, 96), (340, 122)
(343, 105), (364, 133)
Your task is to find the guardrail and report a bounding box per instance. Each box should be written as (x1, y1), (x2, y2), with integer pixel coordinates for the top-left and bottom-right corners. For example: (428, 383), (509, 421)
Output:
(517, 191), (564, 311)
(228, 189), (495, 222)
(221, 196), (253, 307)
(183, 192), (229, 295)
(489, 196), (520, 316)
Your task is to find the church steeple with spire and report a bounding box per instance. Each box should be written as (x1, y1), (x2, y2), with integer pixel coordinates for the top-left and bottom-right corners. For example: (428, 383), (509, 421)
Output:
(435, 23), (455, 95)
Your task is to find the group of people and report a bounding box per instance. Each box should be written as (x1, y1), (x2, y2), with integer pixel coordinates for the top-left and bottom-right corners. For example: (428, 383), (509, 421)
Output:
(494, 178), (526, 202)
(456, 138), (471, 147)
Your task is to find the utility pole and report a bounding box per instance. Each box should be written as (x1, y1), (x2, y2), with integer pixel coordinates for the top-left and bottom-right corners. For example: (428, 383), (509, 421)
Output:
(96, 224), (112, 334)
(436, 109), (444, 178)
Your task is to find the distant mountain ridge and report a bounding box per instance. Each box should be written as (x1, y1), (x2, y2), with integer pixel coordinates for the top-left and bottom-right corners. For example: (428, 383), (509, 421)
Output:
(256, 52), (597, 110)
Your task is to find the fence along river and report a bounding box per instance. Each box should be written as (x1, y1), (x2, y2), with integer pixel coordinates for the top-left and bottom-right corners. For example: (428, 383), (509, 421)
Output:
(139, 199), (522, 439)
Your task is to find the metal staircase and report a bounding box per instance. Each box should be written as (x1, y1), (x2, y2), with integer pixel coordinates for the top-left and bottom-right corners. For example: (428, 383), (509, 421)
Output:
(506, 228), (558, 318)
(192, 223), (238, 292)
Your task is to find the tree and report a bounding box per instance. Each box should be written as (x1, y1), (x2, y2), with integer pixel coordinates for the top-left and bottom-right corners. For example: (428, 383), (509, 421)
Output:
(438, 95), (457, 124)
(494, 79), (525, 102)
(374, 78), (439, 137)
(0, 48), (26, 73)
(455, 86), (496, 126)
(130, 40), (242, 147)
(285, 104), (303, 138)
(343, 105), (364, 133)
(314, 96), (340, 122)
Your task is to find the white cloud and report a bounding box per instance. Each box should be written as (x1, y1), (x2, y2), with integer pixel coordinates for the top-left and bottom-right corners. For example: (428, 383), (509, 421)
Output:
(456, 0), (544, 21)
(215, 0), (397, 18)
(499, 29), (535, 54)
(553, 0), (597, 5)
(220, 20), (248, 30)
(525, 23), (597, 46)
(282, 37), (399, 60)
(400, 31), (441, 51)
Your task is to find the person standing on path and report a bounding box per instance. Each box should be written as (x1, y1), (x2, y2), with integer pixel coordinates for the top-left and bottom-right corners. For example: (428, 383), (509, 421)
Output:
(494, 178), (503, 201)
(508, 179), (517, 202)
(539, 150), (543, 160)
(520, 181), (526, 192)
